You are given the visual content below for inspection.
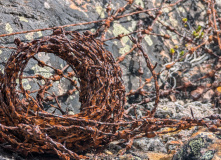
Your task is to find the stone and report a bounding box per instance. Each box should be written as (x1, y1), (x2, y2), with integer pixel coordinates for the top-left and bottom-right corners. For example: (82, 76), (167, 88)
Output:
(67, 111), (75, 115)
(154, 100), (215, 120)
(133, 137), (167, 153)
(190, 86), (204, 100)
(173, 129), (221, 160)
(104, 150), (113, 155)
(202, 89), (215, 103)
(107, 142), (122, 154)
(147, 152), (173, 160)
(166, 140), (183, 154)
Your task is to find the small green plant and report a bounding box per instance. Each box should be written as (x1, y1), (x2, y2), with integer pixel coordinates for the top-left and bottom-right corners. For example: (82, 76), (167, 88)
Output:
(180, 50), (185, 56)
(170, 48), (175, 55)
(182, 18), (188, 23)
(195, 25), (202, 32)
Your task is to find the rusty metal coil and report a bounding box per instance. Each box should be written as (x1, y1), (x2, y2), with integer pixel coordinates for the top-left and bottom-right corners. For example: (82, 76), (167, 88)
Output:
(0, 30), (126, 159)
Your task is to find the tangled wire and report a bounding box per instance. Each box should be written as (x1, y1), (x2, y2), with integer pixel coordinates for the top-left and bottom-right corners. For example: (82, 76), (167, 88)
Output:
(0, 29), (220, 160)
(0, 29), (127, 159)
(0, 0), (221, 159)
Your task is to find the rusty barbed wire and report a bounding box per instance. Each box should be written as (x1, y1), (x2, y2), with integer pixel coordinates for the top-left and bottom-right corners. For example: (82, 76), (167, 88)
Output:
(0, 0), (221, 159)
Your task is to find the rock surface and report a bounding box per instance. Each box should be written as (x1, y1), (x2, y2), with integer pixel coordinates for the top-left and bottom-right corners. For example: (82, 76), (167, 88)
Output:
(173, 128), (221, 160)
(133, 137), (167, 153)
(154, 100), (216, 119)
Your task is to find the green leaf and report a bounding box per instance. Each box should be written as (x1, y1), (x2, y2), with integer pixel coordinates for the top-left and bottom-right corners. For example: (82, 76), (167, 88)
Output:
(196, 25), (202, 32)
(192, 31), (199, 37)
(200, 32), (204, 38)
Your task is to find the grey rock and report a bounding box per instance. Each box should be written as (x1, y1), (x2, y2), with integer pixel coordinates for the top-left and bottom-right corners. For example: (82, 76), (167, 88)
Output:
(107, 141), (122, 154)
(133, 137), (167, 153)
(173, 132), (221, 160)
(202, 89), (215, 103)
(153, 100), (215, 119)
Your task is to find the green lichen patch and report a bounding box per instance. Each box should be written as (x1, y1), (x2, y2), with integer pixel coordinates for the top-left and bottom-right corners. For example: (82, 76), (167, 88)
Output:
(189, 137), (205, 157)
(201, 150), (215, 160)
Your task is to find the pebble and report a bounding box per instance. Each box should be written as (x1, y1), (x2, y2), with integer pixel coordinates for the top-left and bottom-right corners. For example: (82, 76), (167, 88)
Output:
(44, 2), (50, 9)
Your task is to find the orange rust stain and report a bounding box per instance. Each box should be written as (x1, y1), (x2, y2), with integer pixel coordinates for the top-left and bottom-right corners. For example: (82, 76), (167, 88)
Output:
(167, 140), (183, 145)
(190, 127), (207, 138)
(207, 140), (221, 158)
(147, 152), (173, 160)
(217, 86), (221, 93)
(69, 3), (82, 11)
(81, 4), (88, 10)
(69, 0), (89, 12)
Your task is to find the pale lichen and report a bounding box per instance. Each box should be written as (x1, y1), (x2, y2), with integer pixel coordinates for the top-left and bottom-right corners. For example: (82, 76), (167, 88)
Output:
(112, 23), (132, 54)
(95, 5), (105, 19)
(25, 33), (34, 40)
(22, 79), (32, 90)
(19, 16), (28, 22)
(135, 0), (144, 8)
(144, 35), (153, 46)
(31, 64), (53, 78)
(5, 23), (13, 34)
